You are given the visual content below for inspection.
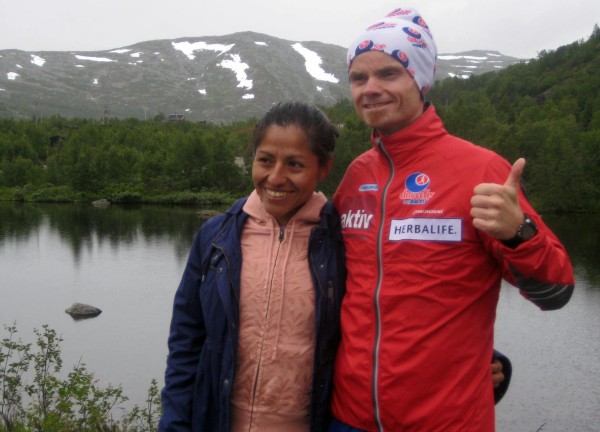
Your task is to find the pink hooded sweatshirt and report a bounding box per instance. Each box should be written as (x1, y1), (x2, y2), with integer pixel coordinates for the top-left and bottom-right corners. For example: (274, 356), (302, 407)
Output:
(230, 190), (328, 432)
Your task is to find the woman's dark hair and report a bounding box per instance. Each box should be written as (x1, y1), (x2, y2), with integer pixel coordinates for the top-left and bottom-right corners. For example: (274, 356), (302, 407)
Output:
(252, 101), (339, 167)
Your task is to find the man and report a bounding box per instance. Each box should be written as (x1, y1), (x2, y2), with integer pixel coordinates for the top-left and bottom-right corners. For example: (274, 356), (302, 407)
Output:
(330, 7), (574, 432)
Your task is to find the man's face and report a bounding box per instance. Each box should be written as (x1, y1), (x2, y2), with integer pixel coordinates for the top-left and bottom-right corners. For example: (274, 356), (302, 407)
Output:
(348, 51), (424, 136)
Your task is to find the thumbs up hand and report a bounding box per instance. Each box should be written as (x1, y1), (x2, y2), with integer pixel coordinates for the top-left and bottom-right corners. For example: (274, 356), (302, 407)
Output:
(470, 158), (526, 239)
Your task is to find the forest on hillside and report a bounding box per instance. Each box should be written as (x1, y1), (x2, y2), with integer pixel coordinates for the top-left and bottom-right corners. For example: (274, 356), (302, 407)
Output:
(0, 26), (598, 213)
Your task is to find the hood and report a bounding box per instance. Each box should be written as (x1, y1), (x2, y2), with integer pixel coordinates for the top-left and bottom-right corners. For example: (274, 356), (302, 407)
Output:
(243, 190), (328, 227)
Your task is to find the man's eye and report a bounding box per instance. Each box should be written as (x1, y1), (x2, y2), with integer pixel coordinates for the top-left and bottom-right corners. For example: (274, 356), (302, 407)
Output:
(381, 71), (398, 79)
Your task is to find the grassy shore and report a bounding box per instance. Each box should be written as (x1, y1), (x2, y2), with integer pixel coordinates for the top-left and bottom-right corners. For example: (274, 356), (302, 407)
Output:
(0, 186), (239, 207)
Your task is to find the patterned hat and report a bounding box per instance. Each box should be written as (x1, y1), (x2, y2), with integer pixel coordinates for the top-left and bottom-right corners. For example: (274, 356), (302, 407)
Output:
(347, 7), (437, 94)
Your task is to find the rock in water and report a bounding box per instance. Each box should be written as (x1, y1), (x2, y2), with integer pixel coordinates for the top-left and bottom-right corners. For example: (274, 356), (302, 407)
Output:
(65, 303), (102, 319)
(92, 199), (111, 208)
(197, 209), (221, 218)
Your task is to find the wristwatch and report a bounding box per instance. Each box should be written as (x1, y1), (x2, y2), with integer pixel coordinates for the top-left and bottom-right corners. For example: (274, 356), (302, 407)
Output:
(502, 214), (537, 249)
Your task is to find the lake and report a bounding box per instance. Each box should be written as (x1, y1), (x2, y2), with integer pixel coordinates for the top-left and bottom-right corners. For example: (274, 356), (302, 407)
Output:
(1, 202), (599, 431)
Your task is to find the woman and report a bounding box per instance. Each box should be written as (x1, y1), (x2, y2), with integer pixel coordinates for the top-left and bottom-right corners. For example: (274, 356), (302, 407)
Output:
(159, 101), (345, 432)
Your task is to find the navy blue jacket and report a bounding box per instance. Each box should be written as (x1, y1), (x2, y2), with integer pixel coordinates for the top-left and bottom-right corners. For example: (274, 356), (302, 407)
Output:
(159, 197), (346, 432)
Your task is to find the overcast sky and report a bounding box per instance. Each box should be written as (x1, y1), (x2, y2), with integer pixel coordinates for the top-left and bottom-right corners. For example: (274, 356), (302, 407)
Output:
(1, 0), (598, 59)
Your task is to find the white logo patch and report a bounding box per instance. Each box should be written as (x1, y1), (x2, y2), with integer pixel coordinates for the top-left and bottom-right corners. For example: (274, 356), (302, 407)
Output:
(340, 210), (374, 229)
(389, 218), (462, 242)
(359, 184), (379, 192)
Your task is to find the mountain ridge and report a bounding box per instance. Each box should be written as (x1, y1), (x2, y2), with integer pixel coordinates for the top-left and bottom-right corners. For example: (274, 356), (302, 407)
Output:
(0, 31), (524, 123)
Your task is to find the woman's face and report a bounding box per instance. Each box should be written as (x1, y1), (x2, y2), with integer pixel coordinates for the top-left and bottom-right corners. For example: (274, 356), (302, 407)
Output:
(252, 124), (331, 226)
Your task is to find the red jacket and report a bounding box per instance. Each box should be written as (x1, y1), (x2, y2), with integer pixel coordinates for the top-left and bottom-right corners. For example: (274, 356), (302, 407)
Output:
(331, 105), (574, 431)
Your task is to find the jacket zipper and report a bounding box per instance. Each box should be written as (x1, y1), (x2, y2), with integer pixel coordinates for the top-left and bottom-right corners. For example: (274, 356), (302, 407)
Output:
(373, 137), (395, 432)
(248, 224), (284, 427)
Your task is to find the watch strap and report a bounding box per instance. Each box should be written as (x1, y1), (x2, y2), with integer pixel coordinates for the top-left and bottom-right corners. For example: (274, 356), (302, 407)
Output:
(501, 214), (537, 249)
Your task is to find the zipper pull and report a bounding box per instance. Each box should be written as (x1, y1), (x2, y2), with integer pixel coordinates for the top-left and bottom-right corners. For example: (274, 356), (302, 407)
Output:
(279, 226), (285, 241)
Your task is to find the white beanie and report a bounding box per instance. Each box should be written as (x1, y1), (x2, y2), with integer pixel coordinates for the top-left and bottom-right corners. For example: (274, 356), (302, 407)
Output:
(347, 7), (438, 95)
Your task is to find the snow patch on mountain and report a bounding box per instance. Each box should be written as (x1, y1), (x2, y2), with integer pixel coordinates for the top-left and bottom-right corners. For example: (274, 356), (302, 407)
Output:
(75, 55), (116, 63)
(172, 41), (233, 60)
(219, 53), (253, 96)
(31, 55), (45, 66)
(292, 43), (340, 83)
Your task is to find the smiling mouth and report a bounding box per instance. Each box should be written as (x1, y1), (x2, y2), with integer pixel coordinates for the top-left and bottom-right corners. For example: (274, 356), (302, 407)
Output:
(266, 188), (290, 198)
(364, 102), (389, 109)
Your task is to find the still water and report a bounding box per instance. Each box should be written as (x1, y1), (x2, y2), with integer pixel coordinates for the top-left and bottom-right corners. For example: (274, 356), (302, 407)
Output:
(0, 202), (599, 431)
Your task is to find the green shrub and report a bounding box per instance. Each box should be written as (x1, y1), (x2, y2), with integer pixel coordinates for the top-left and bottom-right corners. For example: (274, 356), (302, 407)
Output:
(1, 324), (162, 432)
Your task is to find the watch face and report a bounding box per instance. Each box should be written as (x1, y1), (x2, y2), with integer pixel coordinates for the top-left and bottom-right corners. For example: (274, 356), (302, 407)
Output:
(519, 219), (537, 240)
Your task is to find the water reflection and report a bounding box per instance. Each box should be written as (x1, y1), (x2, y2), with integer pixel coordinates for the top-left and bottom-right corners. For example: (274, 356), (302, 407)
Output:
(0, 202), (226, 265)
(2, 205), (598, 285)
(0, 202), (45, 240)
(543, 213), (600, 289)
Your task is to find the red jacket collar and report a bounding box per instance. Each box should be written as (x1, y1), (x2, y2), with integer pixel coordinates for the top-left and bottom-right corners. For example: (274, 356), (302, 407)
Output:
(370, 103), (448, 160)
